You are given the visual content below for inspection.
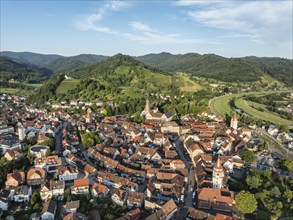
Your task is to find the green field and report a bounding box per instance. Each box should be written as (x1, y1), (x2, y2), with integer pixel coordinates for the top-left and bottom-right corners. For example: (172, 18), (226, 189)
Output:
(56, 78), (80, 94)
(209, 90), (293, 126)
(144, 73), (201, 92)
(235, 98), (293, 126)
(0, 88), (22, 94)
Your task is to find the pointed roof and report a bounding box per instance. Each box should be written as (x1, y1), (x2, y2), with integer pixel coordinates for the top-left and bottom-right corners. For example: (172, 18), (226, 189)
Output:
(232, 114), (237, 121)
(214, 158), (223, 170)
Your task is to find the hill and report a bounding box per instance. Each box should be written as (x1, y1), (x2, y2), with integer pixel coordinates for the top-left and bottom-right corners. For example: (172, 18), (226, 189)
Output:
(0, 56), (52, 83)
(0, 51), (62, 66)
(43, 54), (107, 73)
(242, 56), (293, 86)
(136, 53), (293, 86)
(27, 54), (201, 109)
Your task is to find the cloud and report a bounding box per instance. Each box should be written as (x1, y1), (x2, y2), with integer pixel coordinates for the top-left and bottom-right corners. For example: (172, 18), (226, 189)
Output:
(173, 0), (222, 6)
(76, 0), (131, 33)
(129, 21), (157, 33)
(176, 1), (292, 45)
(127, 21), (219, 45)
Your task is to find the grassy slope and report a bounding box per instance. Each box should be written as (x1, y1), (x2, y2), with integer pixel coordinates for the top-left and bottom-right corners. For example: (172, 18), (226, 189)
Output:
(56, 78), (80, 94)
(235, 98), (293, 126)
(210, 90), (293, 126)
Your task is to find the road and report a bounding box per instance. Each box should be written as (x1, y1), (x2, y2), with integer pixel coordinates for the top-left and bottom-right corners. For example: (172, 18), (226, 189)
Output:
(255, 128), (293, 159)
(174, 138), (191, 169)
(55, 121), (66, 155)
(173, 137), (196, 208)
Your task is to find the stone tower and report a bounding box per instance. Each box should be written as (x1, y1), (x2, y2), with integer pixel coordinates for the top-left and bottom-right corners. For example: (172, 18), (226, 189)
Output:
(145, 99), (150, 114)
(18, 123), (26, 141)
(212, 158), (225, 188)
(86, 108), (92, 124)
(230, 114), (238, 130)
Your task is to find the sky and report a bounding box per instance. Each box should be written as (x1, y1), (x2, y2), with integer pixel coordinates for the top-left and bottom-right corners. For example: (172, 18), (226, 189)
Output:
(1, 0), (292, 58)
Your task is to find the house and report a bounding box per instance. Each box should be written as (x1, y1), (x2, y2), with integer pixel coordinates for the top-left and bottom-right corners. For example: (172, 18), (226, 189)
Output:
(58, 165), (78, 181)
(30, 145), (50, 158)
(186, 207), (215, 220)
(161, 121), (181, 135)
(84, 164), (96, 177)
(41, 200), (57, 220)
(145, 199), (177, 220)
(63, 212), (87, 220)
(111, 189), (128, 206)
(117, 208), (141, 220)
(5, 170), (25, 187)
(127, 191), (144, 209)
(13, 185), (32, 202)
(0, 189), (10, 211)
(91, 183), (109, 198)
(71, 178), (90, 195)
(63, 200), (80, 214)
(40, 180), (65, 201)
(197, 188), (235, 213)
(27, 167), (47, 186)
(4, 147), (23, 161)
(34, 155), (62, 173)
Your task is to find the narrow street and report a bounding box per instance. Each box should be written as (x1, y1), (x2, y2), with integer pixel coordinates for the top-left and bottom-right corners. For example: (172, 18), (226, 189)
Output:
(173, 137), (196, 209)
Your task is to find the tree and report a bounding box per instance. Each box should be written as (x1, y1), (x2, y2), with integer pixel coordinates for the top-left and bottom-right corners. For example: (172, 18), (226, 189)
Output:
(240, 149), (256, 164)
(235, 191), (258, 214)
(246, 174), (262, 189)
(279, 158), (293, 172)
(81, 132), (100, 149)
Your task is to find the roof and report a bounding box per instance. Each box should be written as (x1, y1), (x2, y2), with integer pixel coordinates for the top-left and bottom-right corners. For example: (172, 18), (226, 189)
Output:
(165, 109), (177, 118)
(214, 158), (223, 170)
(27, 167), (46, 179)
(42, 200), (57, 215)
(63, 212), (87, 220)
(74, 178), (89, 188)
(64, 200), (80, 210)
(198, 188), (234, 205)
(161, 199), (177, 216)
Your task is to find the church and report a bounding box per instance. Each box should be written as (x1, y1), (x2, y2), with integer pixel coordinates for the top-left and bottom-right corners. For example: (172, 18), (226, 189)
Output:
(141, 99), (177, 122)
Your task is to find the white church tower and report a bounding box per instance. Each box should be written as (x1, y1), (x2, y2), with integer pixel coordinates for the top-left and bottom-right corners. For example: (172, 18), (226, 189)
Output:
(230, 114), (238, 130)
(18, 123), (26, 141)
(212, 158), (225, 188)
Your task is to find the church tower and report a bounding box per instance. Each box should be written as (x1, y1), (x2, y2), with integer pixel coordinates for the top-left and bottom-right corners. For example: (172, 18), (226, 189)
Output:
(18, 123), (25, 141)
(230, 114), (238, 130)
(86, 108), (92, 123)
(145, 99), (150, 114)
(212, 158), (225, 188)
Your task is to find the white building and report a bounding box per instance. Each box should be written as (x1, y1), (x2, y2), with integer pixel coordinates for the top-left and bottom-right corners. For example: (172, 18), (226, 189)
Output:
(230, 114), (238, 130)
(212, 158), (225, 188)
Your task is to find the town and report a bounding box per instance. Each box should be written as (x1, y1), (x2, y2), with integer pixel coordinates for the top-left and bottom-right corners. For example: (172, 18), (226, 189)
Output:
(0, 93), (292, 220)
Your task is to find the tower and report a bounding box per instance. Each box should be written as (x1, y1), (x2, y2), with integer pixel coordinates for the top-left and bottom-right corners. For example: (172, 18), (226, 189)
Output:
(18, 124), (26, 141)
(86, 108), (92, 124)
(230, 114), (238, 130)
(145, 99), (150, 114)
(212, 158), (225, 188)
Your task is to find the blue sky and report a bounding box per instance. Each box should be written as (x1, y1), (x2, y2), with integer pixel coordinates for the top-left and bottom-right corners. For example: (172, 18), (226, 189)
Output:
(1, 0), (292, 58)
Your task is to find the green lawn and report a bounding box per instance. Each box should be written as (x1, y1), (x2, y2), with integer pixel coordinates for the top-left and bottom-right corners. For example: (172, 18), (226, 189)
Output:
(56, 78), (80, 94)
(0, 88), (21, 94)
(235, 98), (293, 126)
(209, 89), (293, 126)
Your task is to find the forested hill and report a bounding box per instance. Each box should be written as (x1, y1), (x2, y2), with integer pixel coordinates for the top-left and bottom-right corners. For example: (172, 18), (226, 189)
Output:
(0, 51), (62, 66)
(69, 53), (162, 79)
(26, 54), (177, 107)
(0, 56), (53, 83)
(43, 54), (107, 73)
(135, 53), (293, 86)
(242, 56), (293, 86)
